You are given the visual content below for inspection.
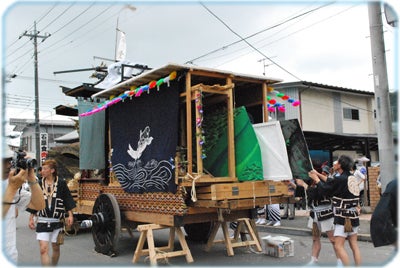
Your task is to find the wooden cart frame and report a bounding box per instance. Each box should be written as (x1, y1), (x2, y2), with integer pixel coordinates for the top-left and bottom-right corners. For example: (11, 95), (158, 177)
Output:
(69, 64), (293, 259)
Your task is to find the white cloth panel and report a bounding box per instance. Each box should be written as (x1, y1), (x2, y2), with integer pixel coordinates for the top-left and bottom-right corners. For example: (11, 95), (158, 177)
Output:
(253, 121), (293, 181)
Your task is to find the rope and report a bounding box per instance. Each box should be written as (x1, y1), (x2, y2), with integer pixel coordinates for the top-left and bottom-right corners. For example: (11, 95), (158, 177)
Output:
(185, 173), (201, 202)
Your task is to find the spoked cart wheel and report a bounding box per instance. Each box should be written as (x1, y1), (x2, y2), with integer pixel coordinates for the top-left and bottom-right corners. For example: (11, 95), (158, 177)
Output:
(91, 193), (121, 256)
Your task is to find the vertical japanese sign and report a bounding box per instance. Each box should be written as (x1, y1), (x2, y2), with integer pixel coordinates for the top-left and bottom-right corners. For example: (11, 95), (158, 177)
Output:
(40, 133), (48, 162)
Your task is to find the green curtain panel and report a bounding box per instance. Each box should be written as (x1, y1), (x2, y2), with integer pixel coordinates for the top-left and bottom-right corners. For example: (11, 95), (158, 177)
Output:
(78, 99), (106, 170)
(203, 106), (263, 181)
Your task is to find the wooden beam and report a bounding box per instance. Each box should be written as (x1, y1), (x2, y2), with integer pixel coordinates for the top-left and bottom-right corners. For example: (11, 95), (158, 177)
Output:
(124, 211), (176, 226)
(191, 83), (234, 92)
(262, 82), (268, 122)
(185, 72), (193, 174)
(195, 88), (203, 174)
(196, 180), (289, 200)
(188, 196), (290, 209)
(197, 88), (230, 95)
(189, 69), (229, 79)
(178, 175), (237, 186)
(182, 209), (251, 224)
(226, 76), (236, 178)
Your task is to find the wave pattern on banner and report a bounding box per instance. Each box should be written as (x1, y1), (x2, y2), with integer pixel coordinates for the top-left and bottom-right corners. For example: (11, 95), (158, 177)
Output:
(113, 160), (173, 192)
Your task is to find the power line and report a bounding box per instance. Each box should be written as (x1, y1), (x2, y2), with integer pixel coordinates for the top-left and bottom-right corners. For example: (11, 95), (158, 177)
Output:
(6, 2), (102, 76)
(36, 4), (60, 27)
(39, 3), (75, 32)
(256, 5), (357, 53)
(9, 3), (118, 73)
(6, 36), (29, 53)
(5, 40), (32, 62)
(9, 74), (84, 85)
(41, 3), (113, 55)
(200, 2), (302, 81)
(209, 4), (358, 70)
(5, 4), (58, 52)
(5, 3), (75, 64)
(186, 2), (333, 65)
(41, 5), (123, 59)
(51, 2), (95, 36)
(198, 3), (373, 114)
(9, 53), (34, 75)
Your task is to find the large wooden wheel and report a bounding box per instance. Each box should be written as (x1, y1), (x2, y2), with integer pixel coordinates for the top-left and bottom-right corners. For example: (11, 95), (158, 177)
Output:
(91, 193), (121, 256)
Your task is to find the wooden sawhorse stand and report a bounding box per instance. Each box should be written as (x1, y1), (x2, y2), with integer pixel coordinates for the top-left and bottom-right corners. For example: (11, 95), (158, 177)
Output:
(132, 223), (194, 265)
(205, 218), (262, 256)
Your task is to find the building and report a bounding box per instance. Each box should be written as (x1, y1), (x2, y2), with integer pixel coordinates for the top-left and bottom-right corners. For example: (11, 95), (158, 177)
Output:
(270, 81), (378, 165)
(9, 118), (76, 155)
(268, 81), (386, 209)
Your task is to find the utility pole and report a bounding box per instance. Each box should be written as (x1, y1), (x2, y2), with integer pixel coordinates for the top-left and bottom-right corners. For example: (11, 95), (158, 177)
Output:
(368, 3), (395, 192)
(21, 21), (50, 163)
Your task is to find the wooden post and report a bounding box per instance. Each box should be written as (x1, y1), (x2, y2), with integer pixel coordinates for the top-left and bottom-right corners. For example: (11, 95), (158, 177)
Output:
(205, 218), (262, 256)
(262, 82), (268, 122)
(186, 71), (193, 174)
(195, 87), (203, 174)
(132, 224), (193, 265)
(226, 76), (236, 178)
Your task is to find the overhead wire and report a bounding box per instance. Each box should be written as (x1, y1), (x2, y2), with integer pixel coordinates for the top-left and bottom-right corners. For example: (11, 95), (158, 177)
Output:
(19, 1), (93, 67)
(197, 5), (317, 64)
(49, 2), (95, 36)
(5, 4), (58, 51)
(212, 4), (358, 69)
(39, 2), (75, 32)
(5, 5), (71, 74)
(5, 3), (69, 62)
(7, 2), (106, 78)
(35, 4), (60, 27)
(186, 2), (334, 65)
(6, 90), (76, 112)
(6, 37), (30, 55)
(199, 2), (373, 114)
(9, 74), (83, 85)
(15, 3), (122, 72)
(6, 40), (32, 62)
(255, 5), (358, 55)
(41, 3), (116, 58)
(9, 53), (34, 75)
(199, 2), (302, 81)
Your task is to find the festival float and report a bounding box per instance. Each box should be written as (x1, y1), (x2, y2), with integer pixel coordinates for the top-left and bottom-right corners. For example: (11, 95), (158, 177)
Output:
(65, 63), (310, 264)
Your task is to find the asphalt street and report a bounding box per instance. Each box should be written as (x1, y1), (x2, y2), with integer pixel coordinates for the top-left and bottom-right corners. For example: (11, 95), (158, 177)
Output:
(9, 210), (398, 267)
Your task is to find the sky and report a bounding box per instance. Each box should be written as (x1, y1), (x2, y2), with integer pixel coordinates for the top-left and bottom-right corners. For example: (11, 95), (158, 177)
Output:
(1, 0), (399, 143)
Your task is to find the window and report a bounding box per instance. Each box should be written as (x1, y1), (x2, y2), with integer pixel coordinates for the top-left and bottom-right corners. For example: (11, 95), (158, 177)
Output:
(343, 108), (359, 120)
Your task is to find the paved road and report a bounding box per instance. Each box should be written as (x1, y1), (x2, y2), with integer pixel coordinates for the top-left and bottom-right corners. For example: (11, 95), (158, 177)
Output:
(9, 211), (398, 267)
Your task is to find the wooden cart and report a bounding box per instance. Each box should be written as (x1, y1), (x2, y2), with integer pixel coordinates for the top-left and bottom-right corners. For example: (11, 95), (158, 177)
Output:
(68, 64), (293, 261)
